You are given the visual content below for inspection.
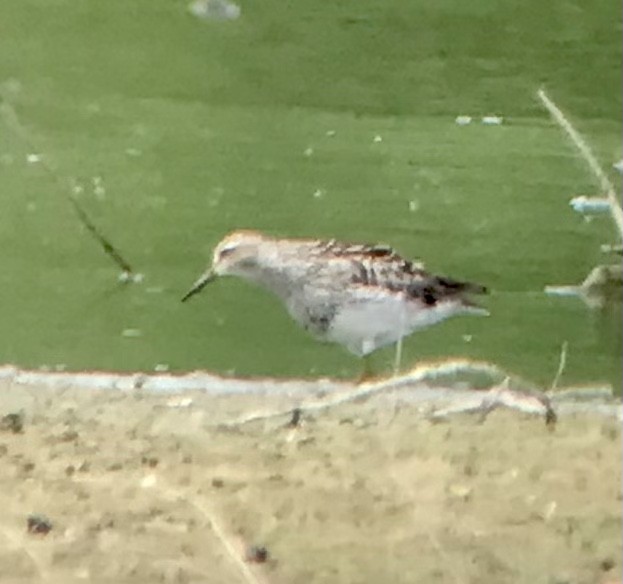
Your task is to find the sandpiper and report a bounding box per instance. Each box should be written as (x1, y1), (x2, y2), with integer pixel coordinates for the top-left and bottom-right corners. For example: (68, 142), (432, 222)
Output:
(182, 230), (488, 373)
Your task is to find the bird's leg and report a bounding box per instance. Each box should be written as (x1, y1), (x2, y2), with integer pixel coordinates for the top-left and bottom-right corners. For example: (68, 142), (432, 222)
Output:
(356, 354), (375, 384)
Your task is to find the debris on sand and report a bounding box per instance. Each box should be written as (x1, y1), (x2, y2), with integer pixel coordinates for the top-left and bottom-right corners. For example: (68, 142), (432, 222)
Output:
(1, 412), (24, 434)
(286, 408), (302, 428)
(245, 545), (269, 564)
(27, 514), (53, 536)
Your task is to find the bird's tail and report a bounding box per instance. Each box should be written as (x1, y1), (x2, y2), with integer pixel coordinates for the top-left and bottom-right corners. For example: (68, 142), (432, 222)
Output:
(436, 276), (489, 315)
(436, 275), (488, 296)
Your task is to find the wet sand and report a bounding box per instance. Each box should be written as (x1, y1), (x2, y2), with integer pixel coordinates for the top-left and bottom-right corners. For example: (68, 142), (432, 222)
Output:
(0, 379), (620, 584)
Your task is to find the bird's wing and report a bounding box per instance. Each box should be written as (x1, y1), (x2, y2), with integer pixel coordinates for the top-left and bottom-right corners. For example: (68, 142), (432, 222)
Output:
(310, 239), (425, 268)
(292, 240), (486, 306)
(305, 240), (486, 307)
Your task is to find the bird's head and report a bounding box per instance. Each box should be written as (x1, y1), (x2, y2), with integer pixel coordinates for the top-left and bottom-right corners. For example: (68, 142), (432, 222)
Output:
(181, 230), (266, 302)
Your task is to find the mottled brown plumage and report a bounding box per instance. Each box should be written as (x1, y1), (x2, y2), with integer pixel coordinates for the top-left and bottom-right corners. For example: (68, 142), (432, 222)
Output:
(183, 231), (488, 357)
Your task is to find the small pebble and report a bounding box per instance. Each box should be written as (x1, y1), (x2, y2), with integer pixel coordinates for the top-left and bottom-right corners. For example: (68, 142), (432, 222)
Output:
(21, 461), (35, 473)
(58, 429), (79, 443)
(245, 545), (269, 563)
(140, 474), (157, 489)
(141, 456), (159, 468)
(448, 484), (472, 501)
(27, 514), (53, 535)
(1, 413), (24, 434)
(165, 397), (193, 409)
(286, 408), (302, 428)
(600, 557), (615, 571)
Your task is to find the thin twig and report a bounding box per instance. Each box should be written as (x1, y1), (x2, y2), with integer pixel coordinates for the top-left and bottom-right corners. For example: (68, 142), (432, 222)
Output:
(537, 89), (623, 240)
(158, 480), (267, 584)
(66, 195), (133, 273)
(0, 94), (135, 274)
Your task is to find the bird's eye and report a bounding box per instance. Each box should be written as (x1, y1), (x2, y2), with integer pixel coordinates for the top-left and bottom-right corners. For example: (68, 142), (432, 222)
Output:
(218, 245), (237, 260)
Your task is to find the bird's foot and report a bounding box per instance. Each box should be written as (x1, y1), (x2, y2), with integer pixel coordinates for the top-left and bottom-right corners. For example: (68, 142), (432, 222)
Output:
(356, 356), (377, 385)
(356, 371), (376, 385)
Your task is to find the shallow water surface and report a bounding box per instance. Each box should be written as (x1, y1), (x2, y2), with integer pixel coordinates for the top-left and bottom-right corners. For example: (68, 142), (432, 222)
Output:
(0, 0), (620, 389)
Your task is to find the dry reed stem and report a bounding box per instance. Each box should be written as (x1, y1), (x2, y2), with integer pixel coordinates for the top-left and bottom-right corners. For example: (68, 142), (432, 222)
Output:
(71, 473), (266, 584)
(537, 89), (623, 240)
(217, 359), (506, 428)
(550, 341), (568, 391)
(157, 480), (269, 584)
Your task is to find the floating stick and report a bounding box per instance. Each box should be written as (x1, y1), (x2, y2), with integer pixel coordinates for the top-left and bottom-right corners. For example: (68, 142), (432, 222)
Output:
(66, 195), (133, 273)
(0, 95), (135, 275)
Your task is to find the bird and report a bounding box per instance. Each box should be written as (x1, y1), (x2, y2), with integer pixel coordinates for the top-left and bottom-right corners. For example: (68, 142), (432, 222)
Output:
(182, 230), (488, 378)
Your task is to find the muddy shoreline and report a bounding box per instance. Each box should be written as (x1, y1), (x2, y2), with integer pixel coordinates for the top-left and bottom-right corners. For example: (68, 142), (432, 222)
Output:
(0, 370), (621, 584)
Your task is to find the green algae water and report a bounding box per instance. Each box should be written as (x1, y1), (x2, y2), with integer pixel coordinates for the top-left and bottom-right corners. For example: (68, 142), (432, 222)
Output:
(0, 0), (620, 389)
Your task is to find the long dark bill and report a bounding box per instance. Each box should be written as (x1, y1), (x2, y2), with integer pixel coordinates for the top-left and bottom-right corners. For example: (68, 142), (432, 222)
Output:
(181, 271), (216, 302)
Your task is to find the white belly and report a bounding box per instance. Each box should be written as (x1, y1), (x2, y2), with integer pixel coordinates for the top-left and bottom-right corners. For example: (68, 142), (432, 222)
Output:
(325, 295), (481, 357)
